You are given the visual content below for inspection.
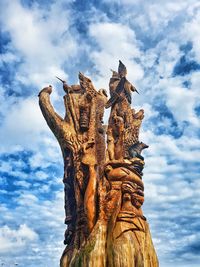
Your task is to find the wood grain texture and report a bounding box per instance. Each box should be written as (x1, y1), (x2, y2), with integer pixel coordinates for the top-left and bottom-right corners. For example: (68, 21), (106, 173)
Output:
(39, 61), (159, 267)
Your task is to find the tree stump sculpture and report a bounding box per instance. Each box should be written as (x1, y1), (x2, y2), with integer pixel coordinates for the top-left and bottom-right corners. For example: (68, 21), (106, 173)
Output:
(38, 61), (159, 267)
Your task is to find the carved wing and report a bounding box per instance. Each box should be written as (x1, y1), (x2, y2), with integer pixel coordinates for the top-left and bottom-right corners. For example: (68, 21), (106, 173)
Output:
(124, 84), (132, 104)
(105, 77), (126, 108)
(118, 60), (127, 77)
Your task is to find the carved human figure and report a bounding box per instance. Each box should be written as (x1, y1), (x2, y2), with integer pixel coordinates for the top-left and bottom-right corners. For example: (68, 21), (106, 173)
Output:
(38, 61), (159, 267)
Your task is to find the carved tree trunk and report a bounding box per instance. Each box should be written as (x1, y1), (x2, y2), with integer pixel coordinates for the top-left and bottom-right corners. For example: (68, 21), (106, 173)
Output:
(39, 63), (159, 267)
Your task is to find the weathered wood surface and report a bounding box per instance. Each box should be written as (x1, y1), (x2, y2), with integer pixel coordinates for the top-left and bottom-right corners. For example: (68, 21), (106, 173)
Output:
(39, 61), (159, 267)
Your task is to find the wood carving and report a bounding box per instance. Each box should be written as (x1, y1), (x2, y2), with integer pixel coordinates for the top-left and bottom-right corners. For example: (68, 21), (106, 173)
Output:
(39, 61), (159, 267)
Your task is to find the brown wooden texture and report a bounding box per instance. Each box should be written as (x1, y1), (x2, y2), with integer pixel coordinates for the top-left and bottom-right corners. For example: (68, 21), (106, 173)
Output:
(38, 61), (159, 267)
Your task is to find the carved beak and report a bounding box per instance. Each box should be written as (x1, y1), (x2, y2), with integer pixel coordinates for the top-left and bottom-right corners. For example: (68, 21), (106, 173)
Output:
(135, 88), (139, 94)
(55, 76), (64, 83)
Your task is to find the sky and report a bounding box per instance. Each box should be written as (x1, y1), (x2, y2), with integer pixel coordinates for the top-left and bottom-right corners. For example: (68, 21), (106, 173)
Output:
(0, 0), (200, 266)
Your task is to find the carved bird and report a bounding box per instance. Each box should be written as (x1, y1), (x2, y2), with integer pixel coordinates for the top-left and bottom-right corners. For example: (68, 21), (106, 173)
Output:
(38, 85), (52, 97)
(56, 76), (83, 94)
(128, 142), (149, 160)
(105, 60), (139, 108)
(78, 72), (97, 98)
(118, 60), (127, 78)
(109, 69), (120, 96)
(56, 76), (70, 93)
(110, 69), (120, 79)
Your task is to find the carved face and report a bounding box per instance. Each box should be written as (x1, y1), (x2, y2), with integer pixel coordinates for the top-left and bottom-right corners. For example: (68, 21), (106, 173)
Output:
(131, 194), (144, 209)
(123, 192), (132, 202)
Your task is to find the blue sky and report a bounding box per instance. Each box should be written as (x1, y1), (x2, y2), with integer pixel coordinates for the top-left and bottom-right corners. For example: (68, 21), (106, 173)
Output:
(0, 0), (200, 266)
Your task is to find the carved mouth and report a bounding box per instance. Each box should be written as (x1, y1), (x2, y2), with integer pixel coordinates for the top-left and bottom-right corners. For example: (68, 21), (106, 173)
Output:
(136, 189), (144, 197)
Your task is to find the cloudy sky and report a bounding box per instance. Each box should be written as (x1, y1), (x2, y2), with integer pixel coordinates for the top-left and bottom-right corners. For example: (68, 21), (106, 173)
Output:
(0, 0), (200, 266)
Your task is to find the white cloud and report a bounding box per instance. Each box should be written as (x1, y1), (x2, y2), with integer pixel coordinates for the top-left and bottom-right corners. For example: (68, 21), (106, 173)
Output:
(13, 180), (30, 188)
(0, 224), (38, 254)
(89, 22), (144, 88)
(0, 0), (77, 87)
(0, 97), (48, 150)
(0, 96), (63, 170)
(0, 0), (200, 266)
(183, 9), (200, 62)
(35, 170), (48, 180)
